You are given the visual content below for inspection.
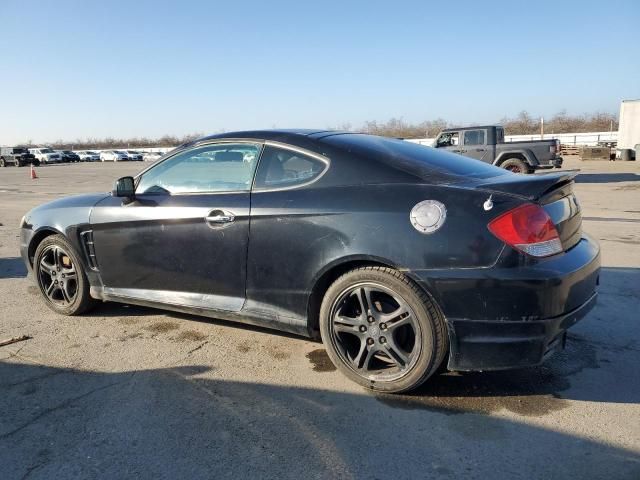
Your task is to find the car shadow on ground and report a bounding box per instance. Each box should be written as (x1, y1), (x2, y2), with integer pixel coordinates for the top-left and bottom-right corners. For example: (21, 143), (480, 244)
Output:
(575, 172), (640, 183)
(80, 267), (640, 411)
(0, 257), (27, 279)
(0, 361), (639, 479)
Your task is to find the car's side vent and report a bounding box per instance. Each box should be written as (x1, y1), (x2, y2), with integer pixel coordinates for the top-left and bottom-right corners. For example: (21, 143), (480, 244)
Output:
(80, 230), (99, 271)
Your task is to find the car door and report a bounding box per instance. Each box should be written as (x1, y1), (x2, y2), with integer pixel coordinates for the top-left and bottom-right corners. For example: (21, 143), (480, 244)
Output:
(89, 141), (262, 312)
(460, 129), (489, 161)
(433, 131), (461, 154)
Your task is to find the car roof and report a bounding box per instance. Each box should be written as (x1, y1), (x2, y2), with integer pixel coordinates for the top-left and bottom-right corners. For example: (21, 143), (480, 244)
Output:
(195, 129), (333, 142)
(441, 125), (501, 132)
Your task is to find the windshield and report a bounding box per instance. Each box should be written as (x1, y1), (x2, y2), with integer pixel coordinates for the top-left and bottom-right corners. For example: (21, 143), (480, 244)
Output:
(41, 148), (54, 153)
(13, 148), (28, 153)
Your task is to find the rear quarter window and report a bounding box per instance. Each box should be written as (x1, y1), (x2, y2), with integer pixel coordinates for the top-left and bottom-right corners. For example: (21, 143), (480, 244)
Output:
(253, 145), (328, 190)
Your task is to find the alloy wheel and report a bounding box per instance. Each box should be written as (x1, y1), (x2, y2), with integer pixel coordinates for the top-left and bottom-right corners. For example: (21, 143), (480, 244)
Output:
(329, 282), (422, 382)
(38, 245), (79, 306)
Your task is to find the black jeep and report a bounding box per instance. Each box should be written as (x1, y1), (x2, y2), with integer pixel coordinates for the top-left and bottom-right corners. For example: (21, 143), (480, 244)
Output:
(0, 147), (39, 167)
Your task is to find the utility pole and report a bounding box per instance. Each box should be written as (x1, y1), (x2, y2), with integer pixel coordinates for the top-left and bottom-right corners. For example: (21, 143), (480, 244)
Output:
(540, 117), (544, 139)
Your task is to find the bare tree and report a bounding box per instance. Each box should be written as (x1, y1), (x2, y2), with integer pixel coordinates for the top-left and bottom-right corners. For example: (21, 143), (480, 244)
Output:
(19, 111), (619, 147)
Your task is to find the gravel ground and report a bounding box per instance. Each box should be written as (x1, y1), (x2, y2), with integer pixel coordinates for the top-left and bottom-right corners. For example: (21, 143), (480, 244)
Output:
(0, 157), (639, 479)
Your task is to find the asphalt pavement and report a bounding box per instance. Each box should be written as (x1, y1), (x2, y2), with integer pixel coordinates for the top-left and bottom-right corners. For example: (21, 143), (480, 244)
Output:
(0, 158), (639, 479)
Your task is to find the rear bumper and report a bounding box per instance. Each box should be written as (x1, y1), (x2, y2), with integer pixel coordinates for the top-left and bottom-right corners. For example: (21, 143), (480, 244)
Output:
(445, 292), (596, 370)
(411, 234), (600, 371)
(536, 156), (563, 169)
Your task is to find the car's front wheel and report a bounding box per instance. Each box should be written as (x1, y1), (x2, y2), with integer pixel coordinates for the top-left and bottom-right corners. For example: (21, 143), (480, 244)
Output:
(34, 234), (96, 315)
(320, 266), (447, 393)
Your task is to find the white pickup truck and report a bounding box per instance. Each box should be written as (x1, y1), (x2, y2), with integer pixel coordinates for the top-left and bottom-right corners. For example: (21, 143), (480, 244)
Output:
(28, 148), (63, 164)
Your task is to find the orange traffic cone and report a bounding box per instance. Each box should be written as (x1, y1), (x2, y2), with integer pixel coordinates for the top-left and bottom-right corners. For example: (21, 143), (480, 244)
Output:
(30, 164), (38, 179)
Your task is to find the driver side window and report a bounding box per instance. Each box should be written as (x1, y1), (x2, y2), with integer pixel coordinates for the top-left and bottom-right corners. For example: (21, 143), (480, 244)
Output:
(136, 143), (261, 194)
(436, 132), (459, 147)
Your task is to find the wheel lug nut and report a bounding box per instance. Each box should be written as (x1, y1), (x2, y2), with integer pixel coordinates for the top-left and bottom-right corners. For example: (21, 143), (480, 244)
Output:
(54, 280), (58, 284)
(367, 316), (374, 323)
(359, 325), (366, 332)
(366, 338), (374, 346)
(380, 336), (387, 344)
(51, 271), (56, 276)
(380, 323), (387, 330)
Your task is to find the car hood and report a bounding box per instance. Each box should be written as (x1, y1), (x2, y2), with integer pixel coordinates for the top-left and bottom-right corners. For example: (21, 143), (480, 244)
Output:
(36, 193), (109, 209)
(24, 193), (110, 231)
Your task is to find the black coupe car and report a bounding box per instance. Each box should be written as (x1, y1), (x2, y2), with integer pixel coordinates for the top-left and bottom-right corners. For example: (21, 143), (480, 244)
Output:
(20, 130), (600, 392)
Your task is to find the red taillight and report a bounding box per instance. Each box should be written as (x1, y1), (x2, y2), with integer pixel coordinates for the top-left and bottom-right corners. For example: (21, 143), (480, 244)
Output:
(488, 203), (563, 257)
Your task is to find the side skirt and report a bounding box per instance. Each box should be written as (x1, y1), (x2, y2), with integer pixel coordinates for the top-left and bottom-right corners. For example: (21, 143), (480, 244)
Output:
(90, 286), (310, 337)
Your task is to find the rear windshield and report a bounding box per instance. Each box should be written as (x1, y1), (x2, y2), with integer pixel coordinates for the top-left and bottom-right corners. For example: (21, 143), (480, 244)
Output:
(323, 134), (507, 181)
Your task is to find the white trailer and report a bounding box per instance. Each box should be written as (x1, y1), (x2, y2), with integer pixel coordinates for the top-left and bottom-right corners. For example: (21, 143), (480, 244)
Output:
(617, 99), (640, 150)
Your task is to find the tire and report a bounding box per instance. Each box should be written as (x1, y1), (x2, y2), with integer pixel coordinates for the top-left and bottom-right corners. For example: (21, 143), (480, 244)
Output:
(0, 158), (5, 167)
(33, 234), (96, 315)
(500, 157), (531, 174)
(319, 266), (448, 393)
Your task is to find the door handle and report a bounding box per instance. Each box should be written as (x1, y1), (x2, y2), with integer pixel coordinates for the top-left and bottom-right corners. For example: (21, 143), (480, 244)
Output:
(205, 210), (235, 224)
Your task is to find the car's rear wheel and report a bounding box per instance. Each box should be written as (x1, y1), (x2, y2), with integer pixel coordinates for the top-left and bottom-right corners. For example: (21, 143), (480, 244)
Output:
(500, 157), (531, 174)
(320, 266), (447, 393)
(0, 158), (5, 167)
(34, 234), (95, 315)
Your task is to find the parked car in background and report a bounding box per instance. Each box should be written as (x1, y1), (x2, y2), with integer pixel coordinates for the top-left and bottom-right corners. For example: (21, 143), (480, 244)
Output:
(29, 148), (63, 164)
(143, 151), (163, 162)
(433, 125), (563, 174)
(58, 150), (81, 163)
(100, 150), (129, 162)
(20, 130), (599, 393)
(126, 150), (143, 161)
(77, 151), (100, 162)
(0, 147), (39, 167)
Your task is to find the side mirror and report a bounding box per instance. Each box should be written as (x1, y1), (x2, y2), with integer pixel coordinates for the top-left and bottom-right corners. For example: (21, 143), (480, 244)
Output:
(112, 176), (135, 200)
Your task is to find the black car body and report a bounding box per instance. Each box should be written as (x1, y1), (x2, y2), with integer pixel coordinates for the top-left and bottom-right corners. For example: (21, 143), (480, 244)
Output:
(20, 130), (600, 391)
(0, 147), (39, 167)
(60, 150), (81, 163)
(433, 125), (563, 173)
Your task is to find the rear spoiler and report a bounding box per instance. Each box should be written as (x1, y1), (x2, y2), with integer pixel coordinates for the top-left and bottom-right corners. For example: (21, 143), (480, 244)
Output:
(474, 170), (579, 201)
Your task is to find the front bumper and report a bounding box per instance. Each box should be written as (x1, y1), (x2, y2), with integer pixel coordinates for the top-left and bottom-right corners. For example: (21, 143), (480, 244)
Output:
(412, 234), (600, 371)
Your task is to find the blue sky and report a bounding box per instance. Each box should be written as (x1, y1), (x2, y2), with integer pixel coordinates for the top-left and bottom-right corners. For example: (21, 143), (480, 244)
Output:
(0, 0), (638, 144)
